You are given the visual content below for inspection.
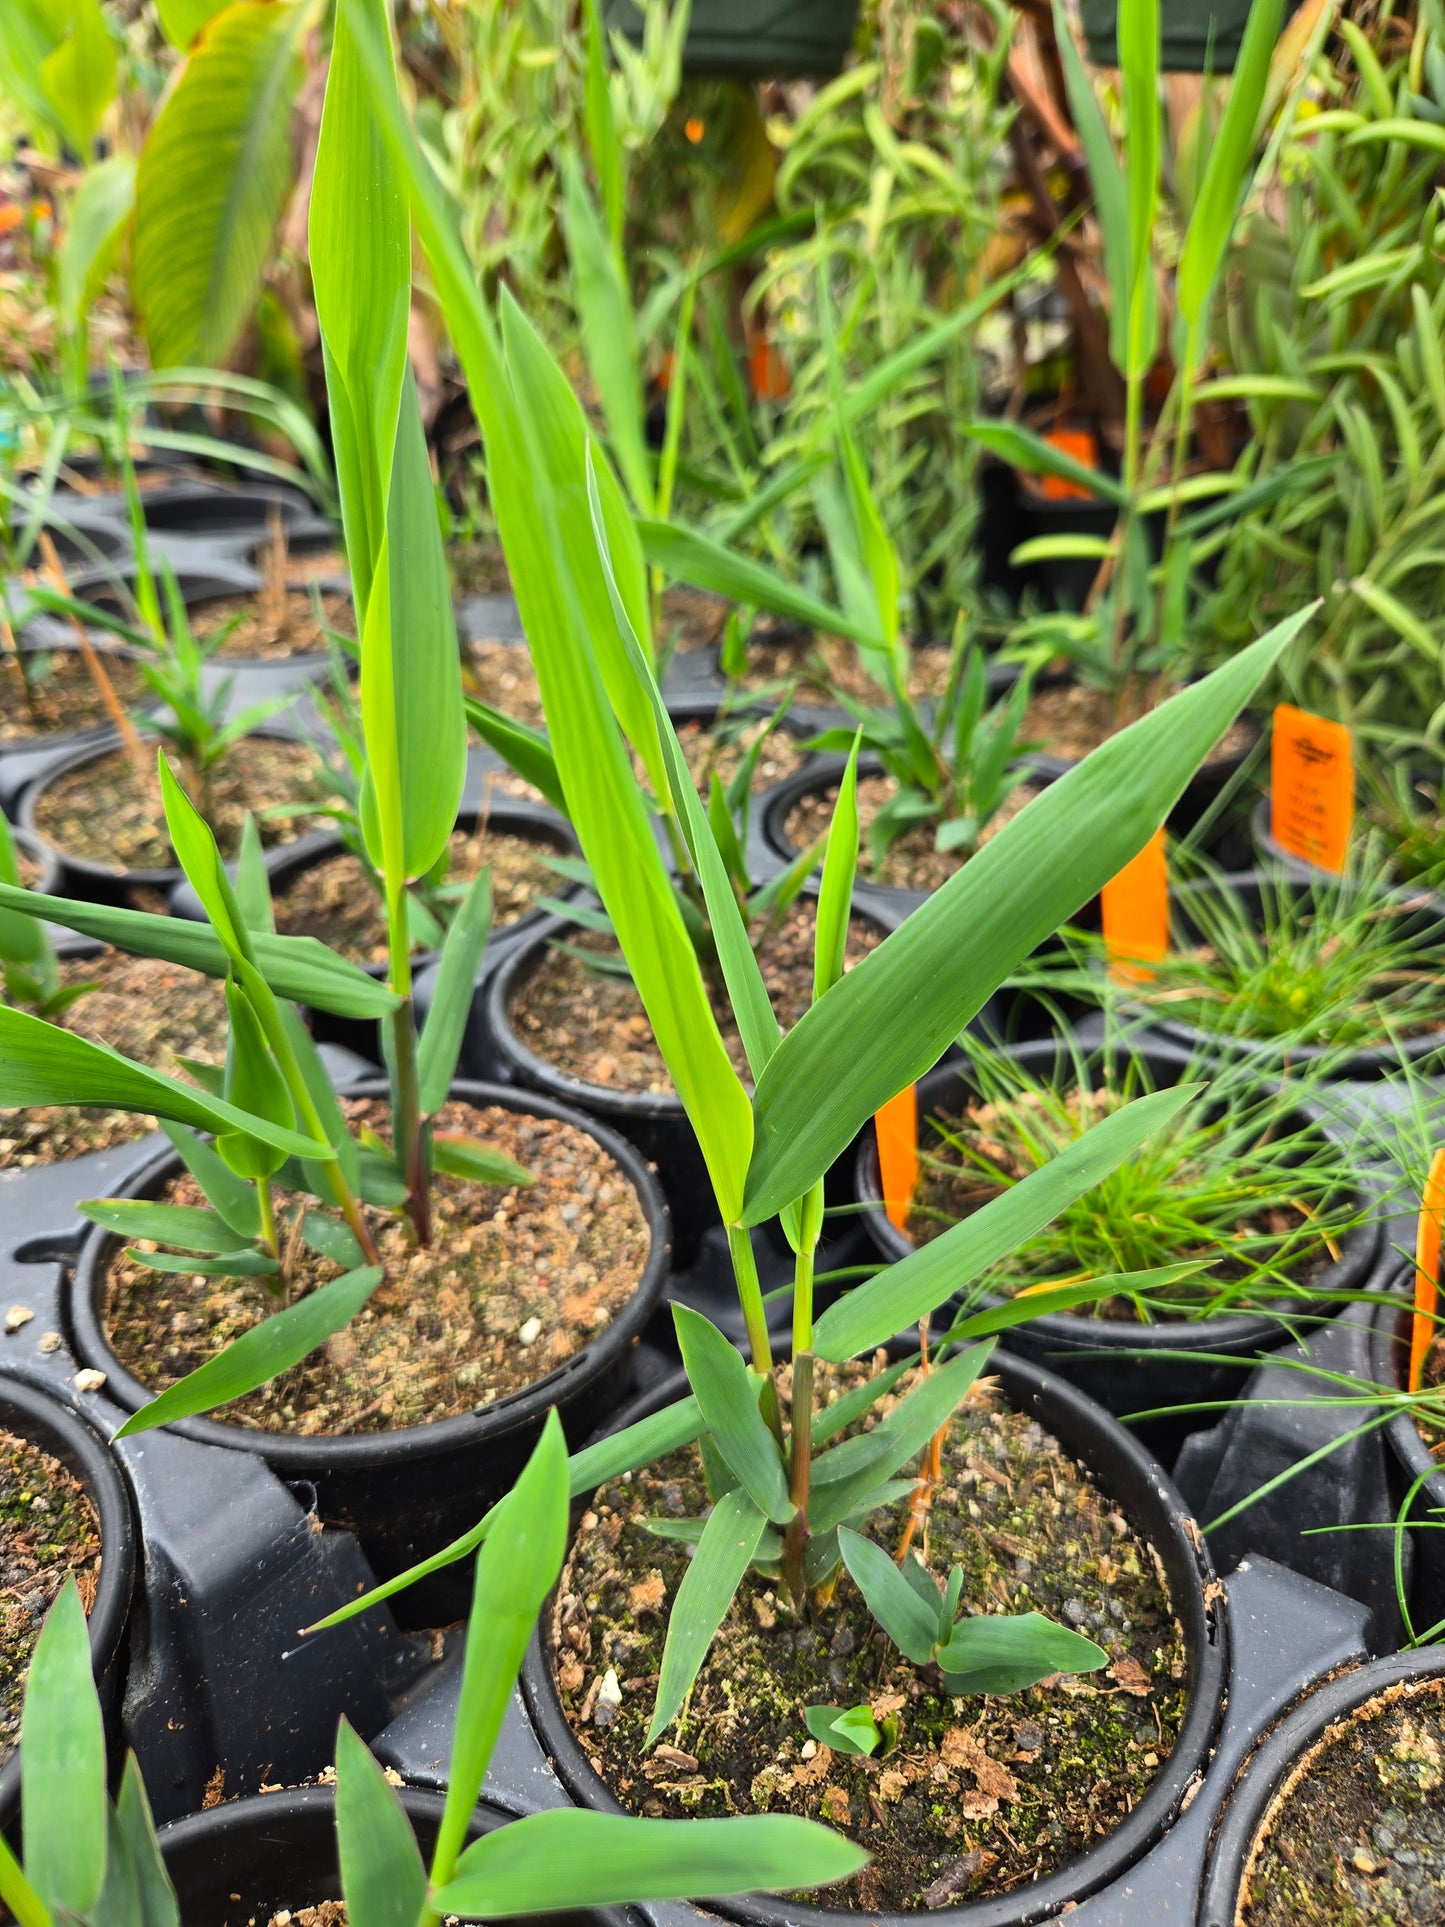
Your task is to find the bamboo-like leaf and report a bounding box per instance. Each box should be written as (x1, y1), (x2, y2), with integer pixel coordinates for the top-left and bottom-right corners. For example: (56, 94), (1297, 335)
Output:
(647, 1488), (768, 1743)
(812, 1087), (1197, 1360)
(155, 0), (229, 50)
(115, 1266), (383, 1436)
(638, 517), (891, 646)
(430, 1410), (570, 1892)
(741, 613), (1310, 1225)
(1052, 0), (1131, 371)
(935, 1613), (1106, 1695)
(159, 1123), (262, 1239)
(0, 1007), (328, 1160)
(814, 734), (861, 1001)
(56, 154), (136, 350)
(114, 1755), (180, 1927)
(559, 149), (651, 512)
(837, 1529), (939, 1664)
(463, 700), (568, 818)
(673, 1306), (791, 1523)
(1350, 574), (1439, 657)
(434, 1811), (868, 1916)
(123, 1247), (279, 1279)
(79, 1197), (254, 1253)
(133, 0), (307, 367)
(1117, 0), (1160, 379)
(334, 1718), (428, 1927)
(217, 980), (292, 1181)
(961, 420), (1126, 505)
(430, 1137), (533, 1187)
(417, 866), (491, 1114)
(21, 1579), (106, 1917)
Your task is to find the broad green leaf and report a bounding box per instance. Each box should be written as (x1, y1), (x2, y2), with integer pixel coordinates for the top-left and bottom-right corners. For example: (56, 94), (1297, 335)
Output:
(95, 1807), (144, 1927)
(21, 1580), (106, 1917)
(434, 1811), (869, 1916)
(813, 1087), (1197, 1360)
(279, 1002), (362, 1198)
(936, 1612), (1107, 1695)
(559, 149), (651, 512)
(581, 0), (623, 247)
(1118, 0), (1159, 380)
(0, 881), (400, 1019)
(0, 1007), (327, 1159)
(122, 1248), (278, 1278)
(638, 517), (888, 646)
(160, 1123), (262, 1239)
(814, 733), (860, 1001)
(133, 0), (307, 367)
(943, 1264), (1207, 1342)
(40, 0), (115, 155)
(463, 701), (568, 818)
(217, 980), (292, 1181)
(647, 1488), (768, 1743)
(334, 1718), (427, 1927)
(155, 0), (229, 49)
(0, 1834), (48, 1927)
(743, 612), (1313, 1224)
(159, 753), (252, 963)
(56, 154), (136, 340)
(674, 1306), (791, 1524)
(837, 1529), (938, 1664)
(430, 1136), (533, 1187)
(431, 1410), (570, 1891)
(115, 1266), (383, 1436)
(114, 1756), (180, 1927)
(1052, 0), (1132, 366)
(417, 866), (491, 1115)
(804, 1705), (882, 1757)
(0, 817), (46, 968)
(961, 419), (1124, 505)
(234, 815), (275, 935)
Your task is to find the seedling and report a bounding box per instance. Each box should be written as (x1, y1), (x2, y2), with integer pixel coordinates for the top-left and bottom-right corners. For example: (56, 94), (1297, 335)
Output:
(0, 1419), (867, 1927)
(804, 1702), (897, 1759)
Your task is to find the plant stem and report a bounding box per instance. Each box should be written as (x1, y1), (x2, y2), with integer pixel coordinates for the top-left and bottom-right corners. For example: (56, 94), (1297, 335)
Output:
(727, 1221), (773, 1373)
(783, 1181), (824, 1605)
(387, 878), (430, 1246)
(256, 1174), (278, 1259)
(254, 999), (379, 1269)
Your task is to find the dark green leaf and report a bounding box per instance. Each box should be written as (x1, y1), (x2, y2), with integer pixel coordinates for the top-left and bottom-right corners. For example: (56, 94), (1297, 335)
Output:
(334, 1717), (427, 1927)
(115, 1755), (180, 1927)
(418, 866), (491, 1114)
(648, 1488), (768, 1743)
(430, 1136), (533, 1187)
(21, 1579), (106, 1916)
(936, 1612), (1107, 1696)
(804, 1705), (882, 1757)
(79, 1199), (255, 1254)
(673, 1306), (791, 1525)
(837, 1528), (939, 1665)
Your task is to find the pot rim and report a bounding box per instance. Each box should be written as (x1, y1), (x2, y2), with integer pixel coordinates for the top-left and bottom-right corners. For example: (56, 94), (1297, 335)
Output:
(67, 1076), (671, 1471)
(0, 1375), (138, 1824)
(855, 1039), (1382, 1350)
(521, 1349), (1228, 1927)
(1369, 1280), (1445, 1497)
(1196, 1646), (1445, 1927)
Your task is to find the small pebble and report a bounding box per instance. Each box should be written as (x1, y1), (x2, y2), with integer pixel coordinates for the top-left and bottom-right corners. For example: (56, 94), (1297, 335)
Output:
(518, 1317), (542, 1347)
(38, 1331), (62, 1355)
(73, 1369), (106, 1393)
(5, 1306), (33, 1334)
(594, 1667), (623, 1728)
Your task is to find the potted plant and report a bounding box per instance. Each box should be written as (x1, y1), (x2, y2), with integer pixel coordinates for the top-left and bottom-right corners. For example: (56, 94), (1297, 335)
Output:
(0, 1419), (865, 1927)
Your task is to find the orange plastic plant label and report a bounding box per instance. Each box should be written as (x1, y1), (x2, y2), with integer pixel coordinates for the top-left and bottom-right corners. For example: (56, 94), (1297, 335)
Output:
(749, 338), (790, 403)
(1408, 1146), (1445, 1394)
(1270, 704), (1353, 875)
(875, 1084), (919, 1234)
(1102, 828), (1168, 983)
(1040, 427), (1097, 502)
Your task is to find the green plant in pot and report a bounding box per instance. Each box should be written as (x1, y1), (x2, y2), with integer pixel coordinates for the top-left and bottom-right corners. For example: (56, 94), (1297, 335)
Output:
(292, 5), (1316, 1900)
(0, 1419), (866, 1927)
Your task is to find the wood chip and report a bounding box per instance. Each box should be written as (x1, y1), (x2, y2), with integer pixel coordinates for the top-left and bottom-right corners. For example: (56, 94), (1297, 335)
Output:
(1108, 1655), (1153, 1697)
(923, 1849), (999, 1907)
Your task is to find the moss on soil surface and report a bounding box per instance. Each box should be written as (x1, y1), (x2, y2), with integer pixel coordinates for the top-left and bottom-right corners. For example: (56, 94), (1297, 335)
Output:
(0, 647), (147, 743)
(784, 773), (1040, 893)
(0, 1429), (101, 1765)
(273, 826), (558, 966)
(100, 1097), (651, 1433)
(31, 735), (331, 871)
(1241, 1678), (1445, 1925)
(509, 899), (881, 1092)
(0, 949), (229, 1167)
(554, 1365), (1188, 1911)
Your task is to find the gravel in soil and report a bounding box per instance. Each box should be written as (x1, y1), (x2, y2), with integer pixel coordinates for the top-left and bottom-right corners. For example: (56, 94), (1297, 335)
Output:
(272, 826), (560, 966)
(30, 735), (332, 871)
(0, 1429), (102, 1766)
(784, 772), (1041, 893)
(463, 638), (544, 728)
(99, 1096), (652, 1433)
(0, 948), (229, 1168)
(193, 588), (355, 661)
(266, 1906), (346, 1927)
(905, 1092), (1334, 1321)
(552, 1362), (1189, 1911)
(1021, 680), (1257, 766)
(0, 647), (147, 743)
(509, 898), (881, 1093)
(729, 625), (955, 707)
(1240, 1677), (1445, 1925)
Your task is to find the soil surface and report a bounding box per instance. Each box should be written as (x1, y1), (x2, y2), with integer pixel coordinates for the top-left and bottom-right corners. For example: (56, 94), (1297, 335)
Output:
(784, 772), (1040, 893)
(905, 1093), (1336, 1321)
(668, 711), (808, 796)
(193, 588), (355, 661)
(728, 625), (955, 707)
(553, 1363), (1189, 1911)
(1020, 680), (1257, 766)
(448, 535), (512, 594)
(0, 1429), (102, 1765)
(660, 587), (729, 655)
(0, 948), (229, 1168)
(1240, 1677), (1445, 1924)
(272, 826), (560, 967)
(508, 899), (881, 1092)
(31, 735), (332, 872)
(0, 646), (147, 743)
(463, 638), (544, 728)
(100, 1096), (652, 1432)
(266, 1907), (346, 1927)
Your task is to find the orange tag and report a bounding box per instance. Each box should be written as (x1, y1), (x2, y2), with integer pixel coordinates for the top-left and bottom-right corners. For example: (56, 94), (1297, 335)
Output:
(875, 1084), (919, 1235)
(1270, 704), (1353, 875)
(1040, 427), (1097, 502)
(749, 338), (790, 403)
(1408, 1146), (1445, 1394)
(1102, 828), (1169, 983)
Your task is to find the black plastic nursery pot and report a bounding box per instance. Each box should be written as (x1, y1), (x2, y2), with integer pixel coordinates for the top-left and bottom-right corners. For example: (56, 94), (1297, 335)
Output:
(129, 479), (316, 541)
(18, 723), (323, 907)
(854, 1041), (1379, 1463)
(7, 823), (61, 896)
(522, 1352), (1229, 1927)
(1370, 1290), (1445, 1639)
(0, 633), (148, 760)
(1196, 1646), (1445, 1927)
(66, 1079), (671, 1626)
(1130, 869), (1445, 1081)
(1081, 0), (1299, 71)
(0, 1375), (138, 1834)
(602, 0), (859, 76)
(157, 1784), (629, 1927)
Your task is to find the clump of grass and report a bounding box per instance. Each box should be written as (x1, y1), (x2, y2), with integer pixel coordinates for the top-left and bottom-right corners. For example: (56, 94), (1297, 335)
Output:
(909, 1034), (1365, 1321)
